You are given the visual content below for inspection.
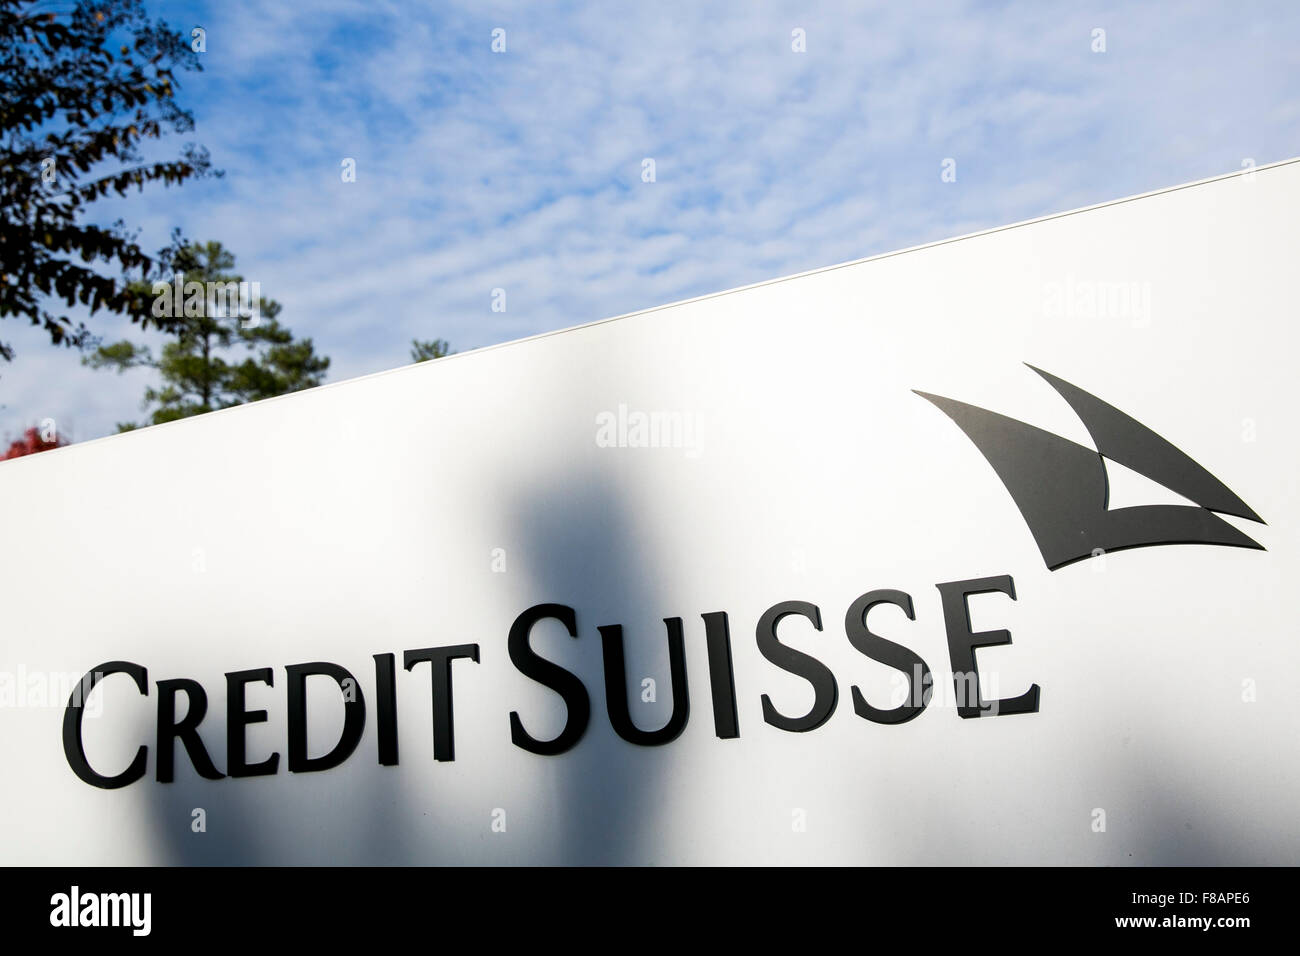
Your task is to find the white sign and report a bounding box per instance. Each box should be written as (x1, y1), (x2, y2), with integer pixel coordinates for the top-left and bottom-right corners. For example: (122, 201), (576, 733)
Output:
(2, 160), (1297, 864)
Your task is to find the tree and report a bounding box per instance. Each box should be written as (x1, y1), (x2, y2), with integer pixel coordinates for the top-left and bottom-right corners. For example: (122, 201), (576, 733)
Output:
(0, 0), (217, 365)
(410, 338), (454, 363)
(85, 240), (330, 429)
(3, 424), (65, 459)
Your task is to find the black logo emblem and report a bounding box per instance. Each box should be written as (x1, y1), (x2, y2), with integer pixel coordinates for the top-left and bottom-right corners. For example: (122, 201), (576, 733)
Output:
(915, 365), (1265, 570)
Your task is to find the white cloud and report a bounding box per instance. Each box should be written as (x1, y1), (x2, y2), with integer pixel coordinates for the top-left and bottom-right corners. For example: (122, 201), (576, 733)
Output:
(4, 0), (1298, 441)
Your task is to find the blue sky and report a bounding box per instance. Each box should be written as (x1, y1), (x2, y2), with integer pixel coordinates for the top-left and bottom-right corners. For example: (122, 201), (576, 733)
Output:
(4, 0), (1299, 442)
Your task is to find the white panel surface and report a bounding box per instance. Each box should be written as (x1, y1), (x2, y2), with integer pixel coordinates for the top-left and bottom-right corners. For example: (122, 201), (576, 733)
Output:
(1, 161), (1296, 864)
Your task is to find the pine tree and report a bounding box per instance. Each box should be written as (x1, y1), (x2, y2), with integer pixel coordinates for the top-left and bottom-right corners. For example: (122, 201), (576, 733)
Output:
(85, 240), (329, 429)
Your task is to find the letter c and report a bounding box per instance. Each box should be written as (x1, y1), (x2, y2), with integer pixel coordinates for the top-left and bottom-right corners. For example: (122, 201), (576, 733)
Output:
(62, 661), (148, 789)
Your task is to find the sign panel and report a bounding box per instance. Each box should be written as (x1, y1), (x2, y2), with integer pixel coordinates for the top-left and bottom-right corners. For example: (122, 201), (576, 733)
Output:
(2, 161), (1297, 864)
